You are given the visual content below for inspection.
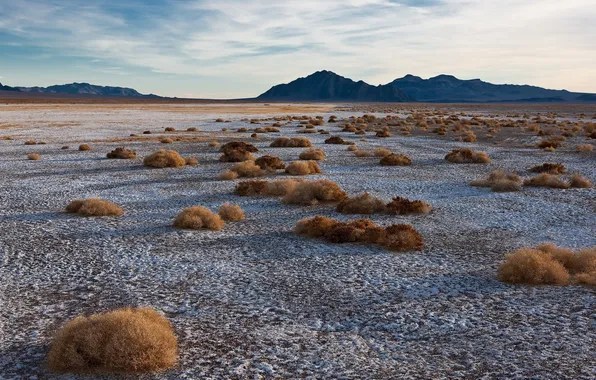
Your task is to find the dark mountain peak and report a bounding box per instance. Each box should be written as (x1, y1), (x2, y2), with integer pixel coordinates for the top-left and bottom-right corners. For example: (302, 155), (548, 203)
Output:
(19, 82), (146, 97)
(0, 82), (20, 92)
(429, 74), (459, 82)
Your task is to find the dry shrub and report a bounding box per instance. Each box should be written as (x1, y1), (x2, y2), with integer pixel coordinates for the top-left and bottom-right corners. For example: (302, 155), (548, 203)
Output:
(498, 244), (596, 285)
(143, 150), (186, 168)
(325, 136), (345, 144)
(285, 160), (322, 176)
(295, 217), (423, 251)
(270, 137), (312, 148)
(28, 153), (41, 160)
(173, 206), (225, 231)
(185, 157), (199, 166)
(523, 173), (569, 189)
(445, 148), (491, 164)
(282, 179), (347, 205)
(255, 155), (285, 171)
(65, 199), (124, 217)
(265, 179), (300, 196)
(160, 138), (173, 144)
(107, 147), (136, 159)
(347, 145), (358, 152)
(79, 144), (92, 151)
(380, 153), (412, 166)
(218, 170), (239, 181)
(336, 193), (386, 214)
(569, 174), (593, 188)
(354, 150), (372, 158)
(374, 147), (392, 157)
(299, 148), (326, 161)
(47, 307), (177, 374)
(187, 127), (198, 132)
(470, 170), (522, 192)
(376, 130), (391, 137)
(529, 163), (566, 175)
(576, 144), (594, 152)
(537, 136), (565, 149)
(235, 180), (268, 196)
(164, 127), (175, 132)
(218, 203), (245, 222)
(208, 140), (219, 148)
(229, 160), (264, 177)
(386, 197), (432, 215)
(219, 142), (258, 162)
(461, 131), (477, 142)
(61, 146), (70, 150)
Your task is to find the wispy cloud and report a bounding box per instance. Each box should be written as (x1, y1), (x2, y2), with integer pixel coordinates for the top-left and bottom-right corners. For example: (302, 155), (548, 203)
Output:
(0, 0), (594, 96)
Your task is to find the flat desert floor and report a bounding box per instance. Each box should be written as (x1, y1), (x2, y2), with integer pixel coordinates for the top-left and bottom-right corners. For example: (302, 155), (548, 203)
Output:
(0, 103), (595, 379)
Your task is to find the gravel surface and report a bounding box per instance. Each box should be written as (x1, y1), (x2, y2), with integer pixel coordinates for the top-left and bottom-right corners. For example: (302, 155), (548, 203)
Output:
(0, 104), (595, 379)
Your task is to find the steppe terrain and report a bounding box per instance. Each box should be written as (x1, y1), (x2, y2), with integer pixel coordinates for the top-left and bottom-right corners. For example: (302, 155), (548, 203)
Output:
(0, 102), (595, 379)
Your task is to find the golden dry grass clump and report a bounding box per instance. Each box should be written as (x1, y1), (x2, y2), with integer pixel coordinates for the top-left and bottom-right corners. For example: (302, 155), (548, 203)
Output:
(380, 153), (412, 166)
(575, 144), (594, 152)
(228, 160), (265, 178)
(143, 150), (186, 168)
(523, 173), (569, 189)
(79, 144), (92, 151)
(376, 130), (392, 138)
(537, 136), (565, 150)
(27, 153), (41, 160)
(336, 193), (386, 214)
(324, 136), (345, 145)
(106, 147), (137, 159)
(295, 216), (424, 251)
(569, 174), (593, 188)
(208, 140), (219, 148)
(285, 160), (322, 176)
(235, 179), (301, 196)
(164, 127), (176, 132)
(24, 140), (37, 145)
(470, 169), (522, 192)
(299, 148), (326, 161)
(185, 157), (199, 166)
(282, 179), (347, 205)
(270, 137), (312, 148)
(385, 197), (432, 215)
(374, 147), (392, 157)
(160, 138), (174, 144)
(218, 203), (245, 222)
(354, 150), (372, 158)
(65, 199), (124, 217)
(47, 307), (177, 374)
(173, 206), (225, 231)
(219, 141), (258, 162)
(498, 243), (596, 285)
(445, 148), (491, 164)
(217, 170), (239, 180)
(254, 155), (286, 171)
(529, 163), (566, 175)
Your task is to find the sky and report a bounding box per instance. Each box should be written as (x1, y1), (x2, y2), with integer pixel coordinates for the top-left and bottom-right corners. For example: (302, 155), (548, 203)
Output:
(0, 0), (595, 98)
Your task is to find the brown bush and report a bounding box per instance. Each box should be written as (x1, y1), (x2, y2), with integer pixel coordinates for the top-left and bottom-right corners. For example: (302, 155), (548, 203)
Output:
(65, 199), (124, 217)
(218, 203), (245, 222)
(173, 206), (225, 231)
(255, 155), (285, 171)
(376, 130), (391, 138)
(445, 148), (491, 164)
(354, 150), (372, 158)
(460, 131), (477, 142)
(529, 163), (566, 175)
(61, 146), (70, 150)
(347, 145), (358, 152)
(235, 180), (268, 196)
(386, 197), (432, 214)
(219, 141), (258, 154)
(374, 147), (392, 157)
(79, 144), (92, 151)
(575, 144), (594, 152)
(143, 131), (152, 134)
(25, 140), (37, 145)
(380, 153), (412, 166)
(325, 136), (345, 144)
(285, 160), (322, 176)
(164, 127), (176, 132)
(299, 148), (326, 161)
(523, 173), (569, 189)
(208, 140), (219, 148)
(143, 150), (186, 168)
(265, 179), (301, 196)
(185, 157), (199, 166)
(470, 169), (522, 192)
(569, 174), (593, 188)
(220, 150), (255, 162)
(498, 244), (596, 285)
(229, 160), (264, 177)
(218, 170), (239, 181)
(336, 193), (386, 214)
(283, 179), (347, 205)
(107, 147), (136, 159)
(47, 307), (177, 374)
(270, 137), (312, 148)
(295, 217), (423, 251)
(27, 153), (41, 160)
(160, 138), (173, 144)
(537, 136), (565, 149)
(187, 127), (198, 132)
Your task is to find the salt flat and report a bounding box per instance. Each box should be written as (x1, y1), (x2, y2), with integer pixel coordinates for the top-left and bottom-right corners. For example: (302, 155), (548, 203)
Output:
(0, 103), (594, 379)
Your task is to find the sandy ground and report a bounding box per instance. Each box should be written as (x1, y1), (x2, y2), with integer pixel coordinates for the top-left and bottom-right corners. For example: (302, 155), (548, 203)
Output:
(0, 103), (595, 379)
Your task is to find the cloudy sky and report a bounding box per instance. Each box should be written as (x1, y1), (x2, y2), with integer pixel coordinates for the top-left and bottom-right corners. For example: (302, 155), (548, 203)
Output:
(0, 0), (594, 98)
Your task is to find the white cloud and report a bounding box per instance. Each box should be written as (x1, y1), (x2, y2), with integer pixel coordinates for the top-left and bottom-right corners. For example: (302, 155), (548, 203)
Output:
(0, 0), (595, 96)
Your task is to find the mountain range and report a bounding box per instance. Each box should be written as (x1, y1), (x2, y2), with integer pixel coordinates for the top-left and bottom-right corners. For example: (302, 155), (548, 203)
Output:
(258, 71), (595, 103)
(2, 71), (595, 102)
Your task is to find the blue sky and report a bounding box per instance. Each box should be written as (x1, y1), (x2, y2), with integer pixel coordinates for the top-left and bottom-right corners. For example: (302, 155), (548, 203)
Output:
(0, 0), (594, 98)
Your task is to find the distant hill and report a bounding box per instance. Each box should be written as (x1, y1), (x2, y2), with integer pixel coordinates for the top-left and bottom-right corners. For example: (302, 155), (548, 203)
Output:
(18, 82), (156, 97)
(257, 70), (412, 102)
(258, 71), (596, 103)
(0, 82), (20, 92)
